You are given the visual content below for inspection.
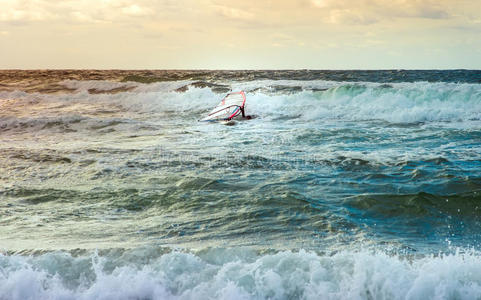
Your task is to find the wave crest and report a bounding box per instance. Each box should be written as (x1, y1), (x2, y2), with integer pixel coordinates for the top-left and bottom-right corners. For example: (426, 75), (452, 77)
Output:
(1, 80), (480, 126)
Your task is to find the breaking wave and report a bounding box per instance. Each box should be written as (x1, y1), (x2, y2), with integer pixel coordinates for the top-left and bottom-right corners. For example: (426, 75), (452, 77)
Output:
(1, 247), (481, 300)
(1, 80), (479, 127)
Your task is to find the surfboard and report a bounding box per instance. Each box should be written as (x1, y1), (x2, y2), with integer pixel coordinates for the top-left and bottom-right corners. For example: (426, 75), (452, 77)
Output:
(220, 120), (236, 126)
(201, 91), (246, 122)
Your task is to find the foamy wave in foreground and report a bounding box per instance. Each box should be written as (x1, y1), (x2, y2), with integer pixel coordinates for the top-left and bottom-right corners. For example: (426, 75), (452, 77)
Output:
(1, 248), (481, 300)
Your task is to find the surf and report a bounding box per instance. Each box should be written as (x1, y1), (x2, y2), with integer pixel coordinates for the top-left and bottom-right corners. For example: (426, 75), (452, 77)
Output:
(1, 247), (481, 300)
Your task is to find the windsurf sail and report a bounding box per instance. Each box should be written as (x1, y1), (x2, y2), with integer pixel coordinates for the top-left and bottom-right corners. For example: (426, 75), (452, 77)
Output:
(201, 91), (246, 121)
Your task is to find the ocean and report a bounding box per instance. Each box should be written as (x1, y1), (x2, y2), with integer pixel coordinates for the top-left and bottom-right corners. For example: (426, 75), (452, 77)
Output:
(1, 69), (481, 299)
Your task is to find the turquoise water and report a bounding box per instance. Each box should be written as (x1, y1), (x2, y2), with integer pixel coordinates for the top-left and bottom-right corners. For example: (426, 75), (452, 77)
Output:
(1, 70), (481, 299)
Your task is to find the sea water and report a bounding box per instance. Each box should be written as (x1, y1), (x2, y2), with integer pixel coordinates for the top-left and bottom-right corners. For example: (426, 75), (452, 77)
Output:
(0, 70), (481, 299)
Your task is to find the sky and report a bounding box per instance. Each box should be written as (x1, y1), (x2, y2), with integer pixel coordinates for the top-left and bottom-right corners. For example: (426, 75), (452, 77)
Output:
(1, 0), (480, 69)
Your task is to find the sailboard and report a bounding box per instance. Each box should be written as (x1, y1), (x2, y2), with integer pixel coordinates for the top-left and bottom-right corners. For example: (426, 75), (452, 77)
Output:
(201, 91), (246, 122)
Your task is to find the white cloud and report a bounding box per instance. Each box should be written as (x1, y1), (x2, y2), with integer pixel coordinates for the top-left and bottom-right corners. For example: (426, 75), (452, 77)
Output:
(214, 4), (254, 20)
(0, 0), (158, 23)
(310, 0), (451, 24)
(0, 1), (53, 22)
(121, 4), (153, 16)
(311, 0), (326, 8)
(328, 9), (378, 25)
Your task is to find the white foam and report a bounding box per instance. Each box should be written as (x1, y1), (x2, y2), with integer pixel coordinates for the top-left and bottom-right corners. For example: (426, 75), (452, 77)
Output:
(1, 248), (481, 300)
(2, 80), (480, 124)
(1, 80), (480, 139)
(245, 82), (481, 124)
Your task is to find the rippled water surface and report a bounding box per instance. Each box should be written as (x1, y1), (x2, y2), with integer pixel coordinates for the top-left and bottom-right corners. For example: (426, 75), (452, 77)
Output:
(1, 70), (481, 299)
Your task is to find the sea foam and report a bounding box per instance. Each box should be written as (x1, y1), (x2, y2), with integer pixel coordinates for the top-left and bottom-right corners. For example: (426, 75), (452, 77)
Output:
(1, 80), (480, 126)
(1, 248), (481, 300)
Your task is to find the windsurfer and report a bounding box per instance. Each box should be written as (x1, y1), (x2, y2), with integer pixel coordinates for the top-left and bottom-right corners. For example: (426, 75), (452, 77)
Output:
(240, 107), (252, 119)
(226, 106), (252, 121)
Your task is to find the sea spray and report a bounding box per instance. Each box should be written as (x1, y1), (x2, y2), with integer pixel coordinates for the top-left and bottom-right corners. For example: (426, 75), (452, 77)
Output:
(1, 248), (481, 299)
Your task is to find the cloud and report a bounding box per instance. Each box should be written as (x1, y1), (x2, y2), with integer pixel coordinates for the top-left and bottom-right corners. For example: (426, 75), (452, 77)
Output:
(0, 0), (457, 29)
(328, 9), (378, 25)
(214, 4), (254, 20)
(206, 2), (276, 30)
(0, 0), (158, 24)
(0, 0), (54, 22)
(310, 0), (451, 24)
(399, 0), (450, 19)
(121, 4), (153, 16)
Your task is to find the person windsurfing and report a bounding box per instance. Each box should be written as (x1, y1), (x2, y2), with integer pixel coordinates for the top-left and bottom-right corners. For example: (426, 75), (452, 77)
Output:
(201, 91), (254, 122)
(237, 106), (252, 120)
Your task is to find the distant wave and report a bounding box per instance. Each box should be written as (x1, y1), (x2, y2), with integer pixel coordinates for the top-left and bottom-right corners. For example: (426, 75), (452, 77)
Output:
(2, 80), (480, 126)
(243, 81), (481, 124)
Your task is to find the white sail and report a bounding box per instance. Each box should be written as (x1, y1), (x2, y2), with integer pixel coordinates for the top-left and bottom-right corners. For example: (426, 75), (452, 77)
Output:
(201, 91), (246, 121)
